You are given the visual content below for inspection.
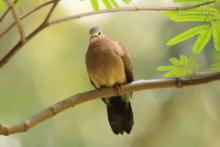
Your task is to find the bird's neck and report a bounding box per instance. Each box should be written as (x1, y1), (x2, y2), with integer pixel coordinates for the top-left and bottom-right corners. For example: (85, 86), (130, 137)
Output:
(90, 35), (105, 43)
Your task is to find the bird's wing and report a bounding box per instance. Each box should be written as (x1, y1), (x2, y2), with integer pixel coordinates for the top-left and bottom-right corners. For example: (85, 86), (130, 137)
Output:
(88, 76), (97, 88)
(117, 42), (134, 83)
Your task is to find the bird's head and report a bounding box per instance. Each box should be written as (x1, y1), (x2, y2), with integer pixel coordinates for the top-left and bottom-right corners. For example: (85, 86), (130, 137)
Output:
(89, 27), (104, 42)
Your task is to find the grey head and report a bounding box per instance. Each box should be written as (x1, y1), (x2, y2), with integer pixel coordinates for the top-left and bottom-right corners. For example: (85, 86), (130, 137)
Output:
(89, 27), (103, 37)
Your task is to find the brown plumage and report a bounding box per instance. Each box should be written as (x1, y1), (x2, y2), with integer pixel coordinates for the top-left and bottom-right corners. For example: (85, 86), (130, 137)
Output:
(85, 27), (134, 135)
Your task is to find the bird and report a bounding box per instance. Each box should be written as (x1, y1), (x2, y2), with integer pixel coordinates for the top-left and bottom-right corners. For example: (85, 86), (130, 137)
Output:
(85, 27), (134, 135)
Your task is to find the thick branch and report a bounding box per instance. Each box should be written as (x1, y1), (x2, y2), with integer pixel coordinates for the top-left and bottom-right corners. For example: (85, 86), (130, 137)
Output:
(5, 0), (26, 43)
(0, 1), (215, 69)
(0, 72), (220, 136)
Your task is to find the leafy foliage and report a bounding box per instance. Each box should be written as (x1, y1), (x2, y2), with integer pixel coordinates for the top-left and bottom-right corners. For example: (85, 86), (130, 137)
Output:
(122, 0), (132, 4)
(90, 0), (100, 11)
(211, 53), (220, 71)
(212, 22), (220, 51)
(158, 0), (220, 77)
(164, 8), (219, 22)
(174, 0), (215, 3)
(165, 7), (220, 54)
(166, 24), (209, 46)
(192, 27), (212, 53)
(89, 0), (131, 11)
(157, 55), (197, 77)
(0, 0), (4, 11)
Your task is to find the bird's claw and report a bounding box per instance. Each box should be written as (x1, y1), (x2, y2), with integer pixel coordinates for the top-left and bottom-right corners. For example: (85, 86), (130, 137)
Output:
(114, 84), (122, 95)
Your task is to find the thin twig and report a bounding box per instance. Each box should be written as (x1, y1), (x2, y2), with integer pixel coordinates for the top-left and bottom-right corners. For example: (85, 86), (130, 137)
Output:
(0, 0), (18, 23)
(0, 1), (215, 68)
(5, 0), (26, 43)
(42, 0), (60, 24)
(0, 0), (54, 38)
(0, 72), (220, 135)
(0, 0), (59, 67)
(0, 23), (46, 67)
(49, 1), (215, 26)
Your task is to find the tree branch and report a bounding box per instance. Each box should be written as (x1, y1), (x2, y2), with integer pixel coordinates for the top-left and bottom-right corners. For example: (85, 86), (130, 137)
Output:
(0, 0), (18, 22)
(0, 72), (220, 136)
(0, 1), (215, 69)
(48, 1), (215, 26)
(5, 0), (26, 43)
(0, 0), (55, 38)
(0, 23), (47, 67)
(42, 0), (60, 24)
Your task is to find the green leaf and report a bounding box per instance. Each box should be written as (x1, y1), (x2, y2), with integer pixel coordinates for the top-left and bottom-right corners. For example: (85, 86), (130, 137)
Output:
(167, 24), (209, 46)
(90, 0), (99, 11)
(192, 28), (212, 54)
(165, 7), (219, 54)
(89, 0), (132, 10)
(164, 8), (218, 22)
(157, 65), (174, 71)
(164, 70), (176, 77)
(212, 22), (220, 51)
(180, 55), (188, 65)
(211, 53), (220, 71)
(169, 57), (181, 65)
(103, 0), (113, 9)
(110, 0), (119, 8)
(157, 55), (196, 77)
(122, 0), (131, 5)
(0, 0), (4, 11)
(174, 0), (214, 3)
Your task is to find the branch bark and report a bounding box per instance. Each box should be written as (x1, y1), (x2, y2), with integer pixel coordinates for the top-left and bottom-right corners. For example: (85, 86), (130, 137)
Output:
(0, 1), (215, 69)
(48, 1), (214, 26)
(5, 0), (26, 43)
(0, 72), (220, 136)
(0, 0), (18, 22)
(42, 0), (60, 24)
(0, 0), (55, 38)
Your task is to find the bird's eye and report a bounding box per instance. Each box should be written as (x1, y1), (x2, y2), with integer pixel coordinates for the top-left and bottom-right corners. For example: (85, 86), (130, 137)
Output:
(98, 32), (101, 35)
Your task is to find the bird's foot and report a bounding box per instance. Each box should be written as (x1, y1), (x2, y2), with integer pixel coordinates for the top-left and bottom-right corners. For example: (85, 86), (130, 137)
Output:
(97, 87), (103, 92)
(113, 84), (122, 96)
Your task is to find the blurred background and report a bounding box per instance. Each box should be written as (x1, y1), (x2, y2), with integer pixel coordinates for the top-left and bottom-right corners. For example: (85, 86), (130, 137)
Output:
(0, 0), (220, 147)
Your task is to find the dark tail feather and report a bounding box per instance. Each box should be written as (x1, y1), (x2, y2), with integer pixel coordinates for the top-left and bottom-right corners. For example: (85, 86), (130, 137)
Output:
(106, 96), (134, 135)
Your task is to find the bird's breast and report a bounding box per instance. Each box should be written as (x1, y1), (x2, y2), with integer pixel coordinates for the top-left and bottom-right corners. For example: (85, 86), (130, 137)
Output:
(86, 47), (126, 88)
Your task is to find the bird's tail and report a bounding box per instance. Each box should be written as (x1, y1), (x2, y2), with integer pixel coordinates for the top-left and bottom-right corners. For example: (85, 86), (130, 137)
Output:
(106, 96), (134, 135)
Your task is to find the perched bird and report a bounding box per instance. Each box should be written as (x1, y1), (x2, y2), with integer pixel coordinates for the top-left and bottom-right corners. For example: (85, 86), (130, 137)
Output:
(85, 27), (134, 135)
